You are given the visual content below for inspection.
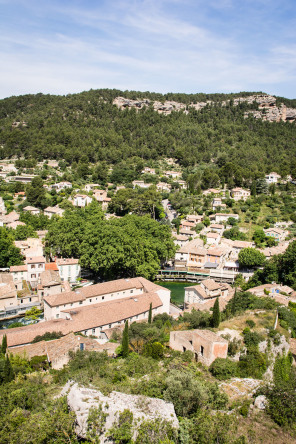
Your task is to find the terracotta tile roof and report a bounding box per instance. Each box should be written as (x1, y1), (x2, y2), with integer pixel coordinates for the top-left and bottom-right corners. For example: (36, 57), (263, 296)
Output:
(45, 262), (59, 271)
(44, 277), (153, 307)
(61, 293), (162, 331)
(56, 258), (79, 266)
(6, 221), (26, 229)
(40, 270), (61, 287)
(207, 232), (219, 239)
(202, 279), (222, 291)
(233, 240), (254, 249)
(209, 224), (224, 229)
(0, 292), (163, 347)
(23, 206), (39, 211)
(178, 239), (204, 254)
(9, 332), (118, 362)
(10, 264), (27, 272)
(26, 256), (46, 264)
(207, 248), (223, 257)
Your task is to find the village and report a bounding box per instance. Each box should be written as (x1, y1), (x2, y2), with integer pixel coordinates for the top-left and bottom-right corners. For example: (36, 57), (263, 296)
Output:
(0, 156), (296, 376)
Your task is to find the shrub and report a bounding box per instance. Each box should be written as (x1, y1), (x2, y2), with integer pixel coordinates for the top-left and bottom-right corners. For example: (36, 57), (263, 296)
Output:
(209, 358), (238, 380)
(245, 319), (255, 328)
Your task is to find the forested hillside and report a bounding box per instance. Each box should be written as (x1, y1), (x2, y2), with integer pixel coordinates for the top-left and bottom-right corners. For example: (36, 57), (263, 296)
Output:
(0, 89), (296, 183)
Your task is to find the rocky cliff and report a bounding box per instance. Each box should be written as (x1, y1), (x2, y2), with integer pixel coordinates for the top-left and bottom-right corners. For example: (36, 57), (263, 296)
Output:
(113, 94), (296, 122)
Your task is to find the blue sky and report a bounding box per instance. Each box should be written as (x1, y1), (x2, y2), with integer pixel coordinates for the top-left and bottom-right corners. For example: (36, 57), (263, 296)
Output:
(1, 0), (296, 99)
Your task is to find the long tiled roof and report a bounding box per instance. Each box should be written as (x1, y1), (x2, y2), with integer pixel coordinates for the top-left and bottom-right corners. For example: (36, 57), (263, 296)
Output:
(1, 292), (163, 347)
(44, 276), (161, 307)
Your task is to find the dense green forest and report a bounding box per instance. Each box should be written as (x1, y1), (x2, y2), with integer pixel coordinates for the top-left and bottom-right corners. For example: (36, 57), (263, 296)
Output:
(0, 89), (296, 182)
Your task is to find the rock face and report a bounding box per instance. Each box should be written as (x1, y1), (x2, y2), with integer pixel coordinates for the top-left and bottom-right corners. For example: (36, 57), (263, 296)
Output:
(254, 395), (268, 410)
(66, 382), (178, 442)
(113, 94), (296, 122)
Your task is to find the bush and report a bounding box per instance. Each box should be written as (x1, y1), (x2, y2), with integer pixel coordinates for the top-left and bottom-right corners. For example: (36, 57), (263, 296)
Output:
(209, 358), (238, 380)
(245, 319), (255, 328)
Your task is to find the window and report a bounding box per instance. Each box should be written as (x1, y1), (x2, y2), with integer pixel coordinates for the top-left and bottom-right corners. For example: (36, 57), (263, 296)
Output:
(102, 296), (104, 300)
(89, 299), (92, 303)
(80, 343), (84, 351)
(21, 299), (23, 304)
(79, 301), (82, 305)
(29, 297), (31, 302)
(38, 264), (43, 268)
(31, 265), (36, 269)
(31, 274), (36, 279)
(200, 345), (204, 356)
(189, 340), (192, 345)
(56, 314), (59, 319)
(109, 324), (112, 328)
(130, 290), (133, 294)
(92, 328), (95, 334)
(84, 330), (87, 335)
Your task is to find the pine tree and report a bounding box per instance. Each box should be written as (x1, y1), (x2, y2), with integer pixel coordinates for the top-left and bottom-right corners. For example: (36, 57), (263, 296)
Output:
(212, 298), (220, 328)
(148, 303), (152, 324)
(1, 334), (7, 355)
(3, 356), (14, 383)
(121, 321), (129, 358)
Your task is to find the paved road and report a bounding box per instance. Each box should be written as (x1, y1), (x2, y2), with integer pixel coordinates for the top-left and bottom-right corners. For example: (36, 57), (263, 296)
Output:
(162, 199), (177, 222)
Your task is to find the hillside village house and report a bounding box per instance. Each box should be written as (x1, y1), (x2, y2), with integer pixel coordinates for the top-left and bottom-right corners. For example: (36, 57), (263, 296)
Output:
(84, 183), (101, 192)
(37, 269), (62, 300)
(212, 197), (226, 210)
(248, 283), (296, 306)
(175, 239), (205, 269)
(56, 258), (80, 283)
(26, 256), (46, 289)
(180, 220), (196, 231)
(209, 224), (224, 235)
(132, 180), (152, 189)
(0, 278), (171, 347)
(264, 227), (286, 243)
(6, 221), (25, 230)
(186, 214), (203, 224)
(93, 189), (111, 211)
(44, 206), (65, 219)
(73, 194), (92, 207)
(173, 234), (188, 248)
(170, 330), (228, 366)
(265, 172), (281, 184)
(202, 188), (221, 196)
(156, 182), (171, 192)
(214, 213), (239, 224)
(51, 181), (72, 192)
(231, 187), (251, 201)
(206, 232), (220, 245)
(23, 206), (40, 215)
(184, 279), (230, 307)
(164, 171), (182, 179)
(0, 274), (17, 311)
(142, 167), (155, 175)
(14, 237), (43, 258)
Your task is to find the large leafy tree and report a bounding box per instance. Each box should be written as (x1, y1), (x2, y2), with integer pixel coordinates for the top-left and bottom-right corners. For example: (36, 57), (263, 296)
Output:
(46, 207), (175, 280)
(238, 248), (265, 269)
(0, 228), (23, 267)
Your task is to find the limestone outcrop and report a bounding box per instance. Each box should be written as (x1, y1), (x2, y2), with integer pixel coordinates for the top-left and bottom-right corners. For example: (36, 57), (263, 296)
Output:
(113, 94), (296, 122)
(65, 382), (178, 442)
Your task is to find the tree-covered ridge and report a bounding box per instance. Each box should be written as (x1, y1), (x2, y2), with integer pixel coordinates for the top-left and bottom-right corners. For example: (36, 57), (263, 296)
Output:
(0, 89), (295, 179)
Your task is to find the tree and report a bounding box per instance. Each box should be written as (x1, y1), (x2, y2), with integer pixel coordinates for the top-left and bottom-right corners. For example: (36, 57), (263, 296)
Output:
(1, 334), (7, 355)
(212, 298), (220, 328)
(0, 227), (23, 267)
(121, 320), (129, 358)
(3, 356), (14, 383)
(238, 248), (265, 269)
(148, 303), (152, 324)
(25, 176), (47, 208)
(252, 228), (266, 247)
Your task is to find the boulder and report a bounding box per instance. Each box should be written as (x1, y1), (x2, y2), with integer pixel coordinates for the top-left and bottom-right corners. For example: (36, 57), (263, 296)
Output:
(65, 382), (178, 442)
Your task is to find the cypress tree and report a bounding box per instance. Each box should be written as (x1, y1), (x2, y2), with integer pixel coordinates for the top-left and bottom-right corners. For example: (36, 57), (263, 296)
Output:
(121, 320), (129, 358)
(148, 303), (152, 324)
(212, 298), (220, 328)
(3, 356), (14, 383)
(1, 334), (7, 355)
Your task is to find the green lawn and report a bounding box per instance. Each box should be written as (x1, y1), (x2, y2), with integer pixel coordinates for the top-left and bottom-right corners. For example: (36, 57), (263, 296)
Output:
(155, 281), (197, 305)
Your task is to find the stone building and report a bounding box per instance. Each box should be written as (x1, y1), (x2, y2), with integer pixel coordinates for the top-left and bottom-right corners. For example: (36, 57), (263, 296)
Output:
(169, 329), (228, 366)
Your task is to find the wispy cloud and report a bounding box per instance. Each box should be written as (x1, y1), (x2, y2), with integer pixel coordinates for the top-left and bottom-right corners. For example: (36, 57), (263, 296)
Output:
(0, 0), (295, 98)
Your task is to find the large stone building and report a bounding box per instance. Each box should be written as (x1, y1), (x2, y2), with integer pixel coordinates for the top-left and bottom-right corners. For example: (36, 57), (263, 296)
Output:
(0, 277), (171, 347)
(170, 329), (228, 366)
